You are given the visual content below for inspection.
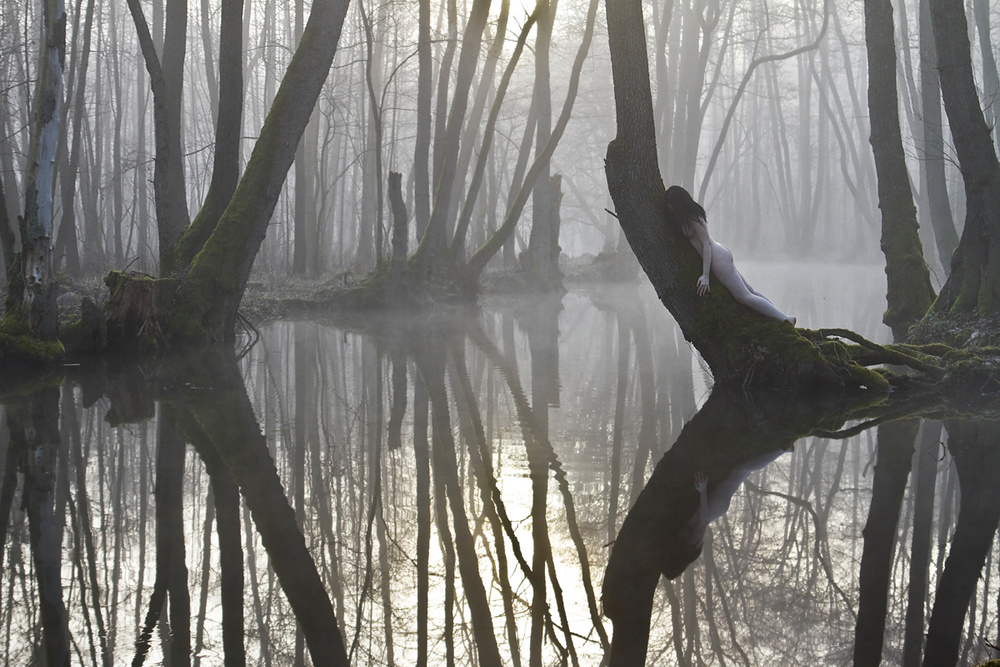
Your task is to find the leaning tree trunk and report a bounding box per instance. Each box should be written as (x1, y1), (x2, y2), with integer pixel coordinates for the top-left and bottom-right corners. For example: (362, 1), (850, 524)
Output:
(864, 0), (935, 341)
(928, 0), (1000, 316)
(603, 0), (859, 390)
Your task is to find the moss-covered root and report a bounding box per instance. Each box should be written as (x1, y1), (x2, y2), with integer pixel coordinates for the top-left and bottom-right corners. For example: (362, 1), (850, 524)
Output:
(0, 307), (65, 365)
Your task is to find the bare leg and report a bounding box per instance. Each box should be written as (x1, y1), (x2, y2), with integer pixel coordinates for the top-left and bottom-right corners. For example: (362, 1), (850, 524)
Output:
(739, 274), (770, 301)
(711, 252), (794, 323)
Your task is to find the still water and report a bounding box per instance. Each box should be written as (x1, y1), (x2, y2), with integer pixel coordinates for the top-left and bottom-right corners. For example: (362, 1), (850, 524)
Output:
(1, 262), (998, 666)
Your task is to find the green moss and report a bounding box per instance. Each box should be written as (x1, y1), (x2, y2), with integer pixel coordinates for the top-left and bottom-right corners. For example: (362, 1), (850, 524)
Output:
(977, 259), (1000, 315)
(0, 306), (30, 336)
(0, 330), (65, 364)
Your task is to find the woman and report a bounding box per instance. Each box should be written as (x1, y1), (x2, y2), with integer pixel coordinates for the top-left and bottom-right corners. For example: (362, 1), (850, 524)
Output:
(665, 185), (795, 325)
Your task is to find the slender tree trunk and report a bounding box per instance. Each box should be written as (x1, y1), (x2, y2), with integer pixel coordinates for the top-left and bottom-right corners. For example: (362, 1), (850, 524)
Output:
(864, 0), (935, 339)
(449, 11), (538, 258)
(358, 0), (385, 269)
(525, 0), (559, 284)
(54, 0), (94, 275)
(10, 388), (71, 666)
(413, 0), (432, 240)
(917, 0), (958, 275)
(388, 171), (408, 296)
(125, 0), (191, 265)
(110, 5), (125, 265)
(163, 0), (244, 274)
(411, 0), (492, 273)
(466, 0), (599, 278)
(853, 421), (918, 666)
(901, 421), (942, 666)
(413, 376), (430, 667)
(292, 0), (309, 277)
(418, 344), (504, 667)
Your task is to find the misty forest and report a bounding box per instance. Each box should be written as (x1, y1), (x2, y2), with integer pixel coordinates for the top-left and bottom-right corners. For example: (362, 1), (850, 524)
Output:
(1, 0), (1000, 660)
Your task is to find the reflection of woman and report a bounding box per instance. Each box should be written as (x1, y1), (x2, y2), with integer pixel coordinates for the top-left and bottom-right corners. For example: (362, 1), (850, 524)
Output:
(663, 448), (790, 579)
(665, 185), (795, 325)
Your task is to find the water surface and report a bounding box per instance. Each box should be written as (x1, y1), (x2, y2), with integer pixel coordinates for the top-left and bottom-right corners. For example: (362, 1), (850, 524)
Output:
(1, 263), (997, 666)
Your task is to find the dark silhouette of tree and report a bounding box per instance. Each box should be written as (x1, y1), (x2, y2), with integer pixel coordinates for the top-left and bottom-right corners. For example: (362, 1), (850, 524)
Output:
(864, 0), (934, 339)
(927, 0), (1000, 316)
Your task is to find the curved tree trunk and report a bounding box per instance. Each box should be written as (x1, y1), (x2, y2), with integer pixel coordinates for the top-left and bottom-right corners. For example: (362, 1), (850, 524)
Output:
(465, 0), (599, 279)
(603, 0), (855, 390)
(929, 0), (1000, 315)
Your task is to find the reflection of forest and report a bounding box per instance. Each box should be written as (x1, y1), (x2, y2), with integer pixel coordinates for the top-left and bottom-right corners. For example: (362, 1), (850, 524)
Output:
(0, 285), (998, 665)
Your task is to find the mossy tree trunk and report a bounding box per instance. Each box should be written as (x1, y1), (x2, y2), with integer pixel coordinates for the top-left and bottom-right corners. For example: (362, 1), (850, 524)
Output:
(603, 0), (855, 390)
(162, 0), (351, 342)
(864, 0), (935, 341)
(108, 0), (351, 346)
(928, 0), (1000, 316)
(160, 0), (244, 276)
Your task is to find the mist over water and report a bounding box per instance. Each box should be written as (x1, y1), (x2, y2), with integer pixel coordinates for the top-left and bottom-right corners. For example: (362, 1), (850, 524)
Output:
(4, 265), (996, 665)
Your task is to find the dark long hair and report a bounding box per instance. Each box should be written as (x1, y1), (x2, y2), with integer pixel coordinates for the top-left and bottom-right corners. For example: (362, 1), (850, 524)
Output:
(665, 185), (707, 238)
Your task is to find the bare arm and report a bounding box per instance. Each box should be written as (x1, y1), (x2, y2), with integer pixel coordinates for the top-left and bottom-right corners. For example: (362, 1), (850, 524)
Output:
(691, 221), (713, 295)
(690, 471), (710, 544)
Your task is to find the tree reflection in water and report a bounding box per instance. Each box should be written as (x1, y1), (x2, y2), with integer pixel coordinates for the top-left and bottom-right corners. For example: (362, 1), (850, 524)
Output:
(0, 286), (997, 665)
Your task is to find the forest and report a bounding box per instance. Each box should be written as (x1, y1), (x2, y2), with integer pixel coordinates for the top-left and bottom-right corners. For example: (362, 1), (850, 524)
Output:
(1, 0), (1000, 663)
(0, 0), (989, 320)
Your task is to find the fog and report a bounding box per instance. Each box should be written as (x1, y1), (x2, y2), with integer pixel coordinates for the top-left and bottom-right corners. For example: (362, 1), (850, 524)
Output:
(0, 0), (974, 281)
(2, 0), (999, 664)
